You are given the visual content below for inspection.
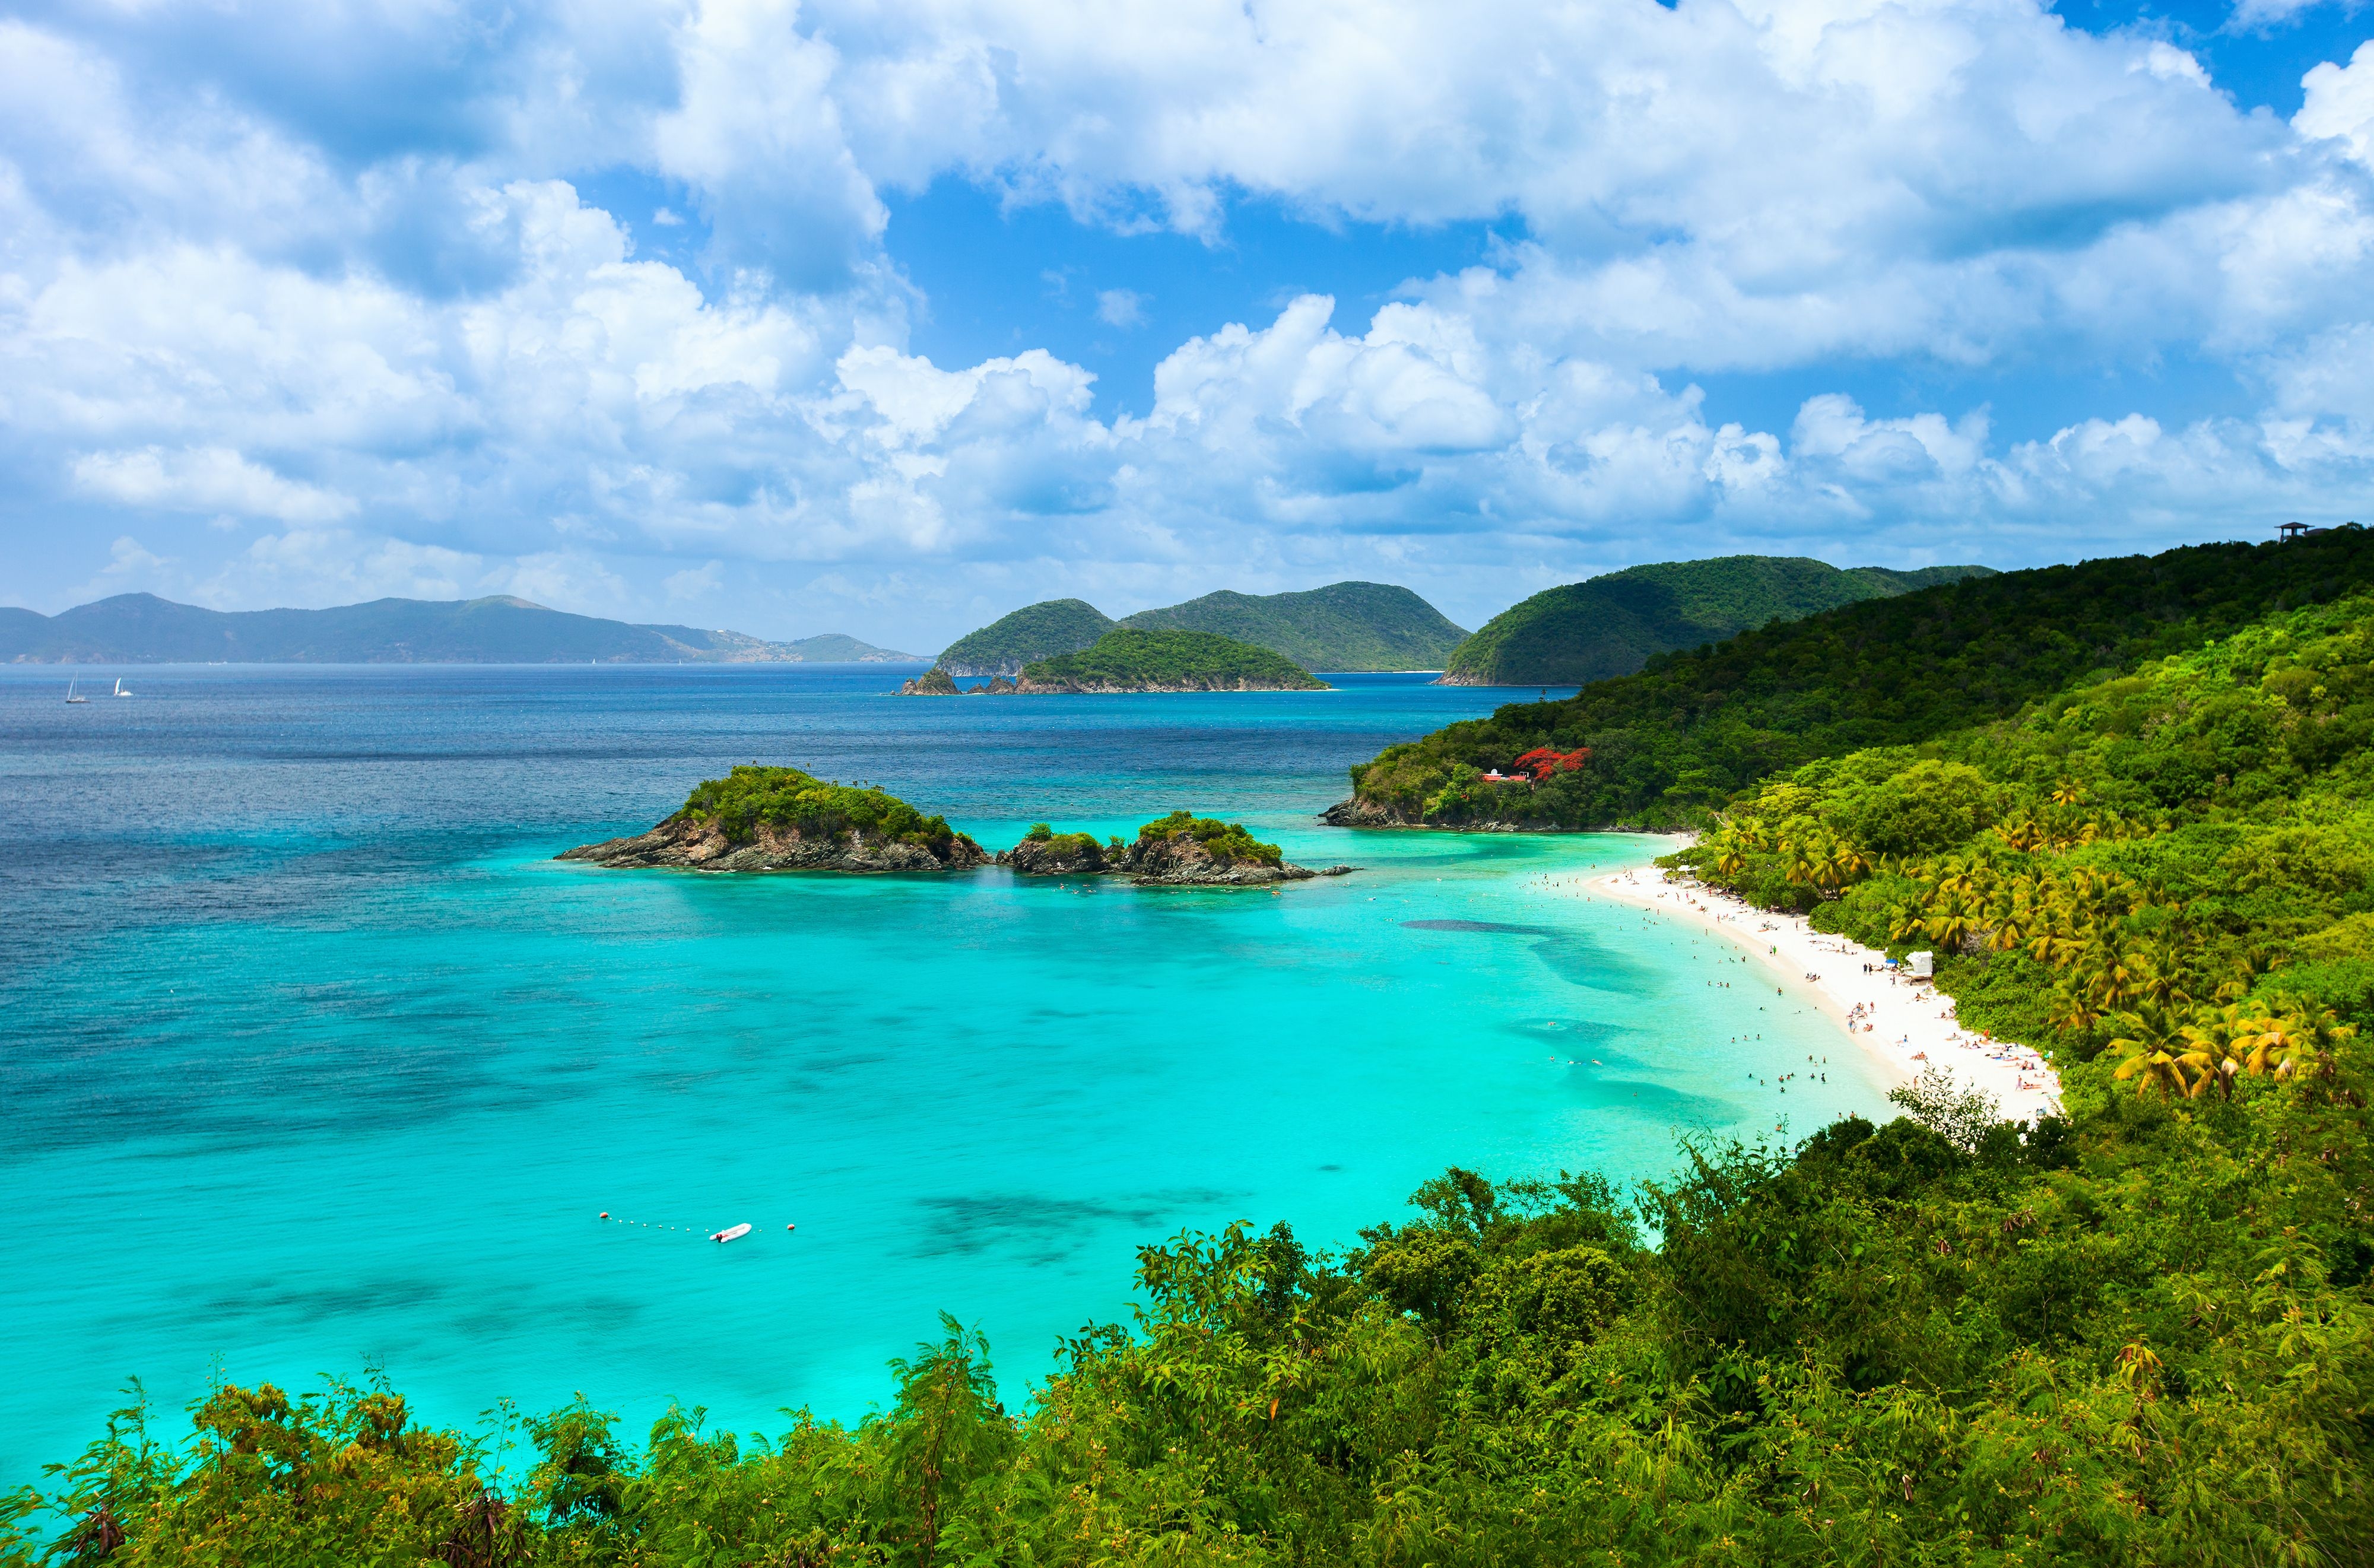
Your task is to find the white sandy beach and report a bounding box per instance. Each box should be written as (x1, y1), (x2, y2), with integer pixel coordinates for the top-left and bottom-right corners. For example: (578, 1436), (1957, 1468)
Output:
(1562, 861), (2063, 1124)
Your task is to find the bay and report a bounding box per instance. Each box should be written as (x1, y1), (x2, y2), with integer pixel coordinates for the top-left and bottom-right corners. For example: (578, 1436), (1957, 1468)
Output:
(0, 665), (1886, 1480)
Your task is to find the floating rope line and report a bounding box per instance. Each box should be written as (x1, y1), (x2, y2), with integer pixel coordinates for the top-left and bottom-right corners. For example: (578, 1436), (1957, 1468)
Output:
(595, 1211), (796, 1237)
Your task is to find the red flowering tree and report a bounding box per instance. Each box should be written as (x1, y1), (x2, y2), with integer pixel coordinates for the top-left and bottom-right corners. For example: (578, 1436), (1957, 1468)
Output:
(1511, 746), (1591, 781)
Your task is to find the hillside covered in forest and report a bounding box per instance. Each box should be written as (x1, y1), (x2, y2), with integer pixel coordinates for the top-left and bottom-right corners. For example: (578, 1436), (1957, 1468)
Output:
(937, 582), (1464, 675)
(1344, 531), (2374, 829)
(937, 598), (1118, 675)
(1118, 582), (1465, 670)
(1440, 556), (1994, 686)
(14, 534), (2374, 1566)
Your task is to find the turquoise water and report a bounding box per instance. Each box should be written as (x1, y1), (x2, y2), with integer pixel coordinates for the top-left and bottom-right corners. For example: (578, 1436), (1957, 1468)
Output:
(0, 666), (1887, 1480)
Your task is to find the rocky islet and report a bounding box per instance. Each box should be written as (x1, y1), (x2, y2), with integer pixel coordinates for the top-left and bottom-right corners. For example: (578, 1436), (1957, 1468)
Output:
(565, 770), (1352, 885)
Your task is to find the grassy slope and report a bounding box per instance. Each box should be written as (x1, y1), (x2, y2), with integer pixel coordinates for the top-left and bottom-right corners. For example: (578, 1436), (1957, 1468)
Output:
(1023, 628), (1328, 689)
(1118, 582), (1468, 671)
(1359, 531), (2374, 827)
(1442, 556), (1996, 687)
(20, 583), (2374, 1566)
(937, 599), (1118, 674)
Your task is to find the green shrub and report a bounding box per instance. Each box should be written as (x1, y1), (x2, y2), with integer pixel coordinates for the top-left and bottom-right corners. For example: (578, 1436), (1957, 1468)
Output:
(1137, 809), (1284, 865)
(681, 764), (962, 852)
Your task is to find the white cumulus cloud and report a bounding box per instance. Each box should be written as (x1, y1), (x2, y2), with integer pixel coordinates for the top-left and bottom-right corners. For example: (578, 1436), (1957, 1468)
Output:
(4, 0), (2374, 645)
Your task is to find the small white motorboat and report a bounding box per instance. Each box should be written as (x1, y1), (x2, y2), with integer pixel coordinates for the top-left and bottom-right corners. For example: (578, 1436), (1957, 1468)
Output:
(709, 1223), (753, 1244)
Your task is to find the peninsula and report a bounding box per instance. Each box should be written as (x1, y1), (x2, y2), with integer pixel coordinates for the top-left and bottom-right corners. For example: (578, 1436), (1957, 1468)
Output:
(1332, 532), (2374, 831)
(1437, 556), (1992, 687)
(558, 765), (986, 872)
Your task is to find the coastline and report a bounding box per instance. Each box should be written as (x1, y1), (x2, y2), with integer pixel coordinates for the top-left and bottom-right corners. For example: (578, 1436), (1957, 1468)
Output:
(1567, 857), (2063, 1124)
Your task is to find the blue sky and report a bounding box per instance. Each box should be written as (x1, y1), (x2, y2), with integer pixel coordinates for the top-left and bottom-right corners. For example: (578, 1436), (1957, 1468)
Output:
(3, 0), (2372, 651)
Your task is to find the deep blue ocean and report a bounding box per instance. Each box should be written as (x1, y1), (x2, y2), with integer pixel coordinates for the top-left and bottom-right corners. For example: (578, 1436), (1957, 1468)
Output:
(0, 665), (1886, 1481)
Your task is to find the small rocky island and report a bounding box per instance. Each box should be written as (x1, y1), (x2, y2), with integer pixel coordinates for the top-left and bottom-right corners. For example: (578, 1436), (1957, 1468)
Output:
(560, 764), (988, 872)
(998, 812), (1352, 885)
(900, 629), (1328, 694)
(897, 666), (1015, 695)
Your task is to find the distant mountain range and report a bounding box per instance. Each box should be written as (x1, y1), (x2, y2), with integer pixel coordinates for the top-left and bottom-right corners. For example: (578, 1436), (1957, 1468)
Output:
(1439, 557), (1997, 686)
(938, 582), (1468, 675)
(0, 593), (922, 664)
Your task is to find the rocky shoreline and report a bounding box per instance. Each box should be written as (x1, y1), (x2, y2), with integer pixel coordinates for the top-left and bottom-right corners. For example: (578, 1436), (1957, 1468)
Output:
(1318, 797), (1690, 834)
(899, 666), (1321, 695)
(994, 820), (1352, 884)
(558, 772), (1356, 887)
(560, 814), (991, 872)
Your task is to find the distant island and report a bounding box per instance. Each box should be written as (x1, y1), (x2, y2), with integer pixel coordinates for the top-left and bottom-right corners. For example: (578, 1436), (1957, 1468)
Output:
(1019, 630), (1327, 693)
(903, 629), (1326, 694)
(937, 581), (1465, 675)
(559, 766), (986, 872)
(0, 592), (922, 665)
(1438, 557), (1994, 686)
(939, 598), (1119, 677)
(998, 813), (1351, 884)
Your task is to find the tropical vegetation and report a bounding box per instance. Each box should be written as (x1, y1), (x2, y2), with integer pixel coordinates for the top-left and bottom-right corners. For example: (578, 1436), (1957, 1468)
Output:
(1674, 585), (2374, 1108)
(1353, 531), (2374, 827)
(680, 765), (970, 855)
(1439, 556), (1993, 687)
(1022, 630), (1328, 691)
(1020, 823), (1110, 859)
(1134, 810), (1284, 866)
(17, 545), (2374, 1566)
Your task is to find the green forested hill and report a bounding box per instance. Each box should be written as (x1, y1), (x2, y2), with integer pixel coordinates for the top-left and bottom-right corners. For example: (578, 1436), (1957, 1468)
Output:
(937, 598), (1118, 674)
(1352, 531), (2374, 827)
(18, 546), (2374, 1566)
(941, 583), (1464, 675)
(1442, 556), (1994, 685)
(1019, 628), (1328, 691)
(1118, 582), (1466, 670)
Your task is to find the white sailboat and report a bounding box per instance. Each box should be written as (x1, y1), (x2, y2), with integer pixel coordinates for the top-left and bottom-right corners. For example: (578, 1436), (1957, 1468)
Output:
(65, 678), (88, 703)
(112, 678), (133, 697)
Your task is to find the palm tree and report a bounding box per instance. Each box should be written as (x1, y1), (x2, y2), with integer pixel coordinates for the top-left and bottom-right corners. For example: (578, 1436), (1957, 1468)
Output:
(2245, 1002), (2357, 1079)
(1923, 900), (1977, 954)
(1993, 813), (2045, 852)
(2130, 937), (2197, 1010)
(2051, 982), (2104, 1036)
(2110, 1004), (2192, 1098)
(1795, 837), (1866, 897)
(2174, 1006), (2256, 1100)
(2027, 925), (2087, 969)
